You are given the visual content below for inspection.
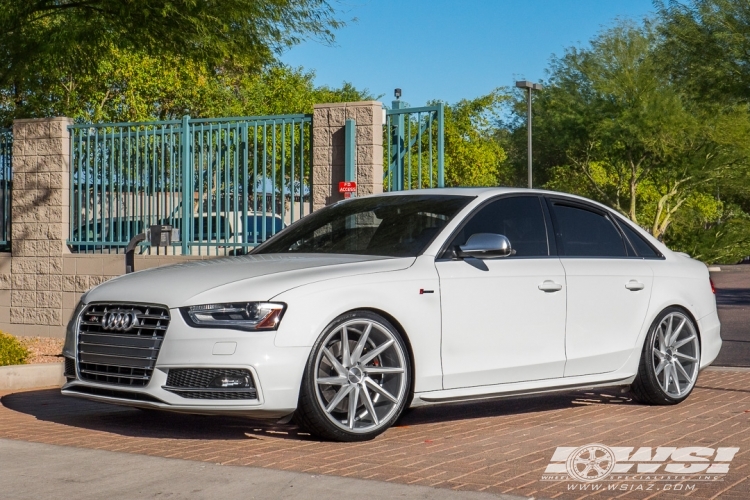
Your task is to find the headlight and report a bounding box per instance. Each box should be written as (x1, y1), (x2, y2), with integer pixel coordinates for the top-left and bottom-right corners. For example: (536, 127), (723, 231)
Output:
(180, 302), (286, 331)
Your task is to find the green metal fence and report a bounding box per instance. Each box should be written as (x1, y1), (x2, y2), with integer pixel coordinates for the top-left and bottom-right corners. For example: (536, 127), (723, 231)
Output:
(384, 102), (444, 191)
(0, 129), (11, 249)
(68, 115), (312, 255)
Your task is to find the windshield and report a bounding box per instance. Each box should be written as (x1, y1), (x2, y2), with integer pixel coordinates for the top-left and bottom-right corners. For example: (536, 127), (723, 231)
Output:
(253, 195), (473, 257)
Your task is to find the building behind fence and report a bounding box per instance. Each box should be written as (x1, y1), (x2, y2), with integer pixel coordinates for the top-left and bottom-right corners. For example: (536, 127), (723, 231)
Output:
(0, 100), (445, 337)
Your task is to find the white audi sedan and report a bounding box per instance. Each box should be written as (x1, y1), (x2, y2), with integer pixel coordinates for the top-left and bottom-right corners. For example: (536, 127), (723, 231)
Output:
(62, 188), (721, 441)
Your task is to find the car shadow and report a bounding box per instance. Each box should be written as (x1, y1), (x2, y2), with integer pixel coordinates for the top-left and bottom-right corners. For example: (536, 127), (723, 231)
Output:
(1, 387), (635, 442)
(398, 389), (635, 426)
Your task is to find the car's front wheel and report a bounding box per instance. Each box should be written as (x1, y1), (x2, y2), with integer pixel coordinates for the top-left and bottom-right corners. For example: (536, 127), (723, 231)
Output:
(631, 307), (701, 405)
(295, 310), (411, 441)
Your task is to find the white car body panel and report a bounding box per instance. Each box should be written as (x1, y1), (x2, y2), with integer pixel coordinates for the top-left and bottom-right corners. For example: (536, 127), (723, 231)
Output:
(436, 257), (567, 388)
(61, 187), (721, 419)
(562, 258), (654, 377)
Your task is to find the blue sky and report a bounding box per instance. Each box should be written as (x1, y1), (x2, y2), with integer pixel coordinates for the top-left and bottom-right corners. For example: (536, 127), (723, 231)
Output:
(280, 0), (656, 107)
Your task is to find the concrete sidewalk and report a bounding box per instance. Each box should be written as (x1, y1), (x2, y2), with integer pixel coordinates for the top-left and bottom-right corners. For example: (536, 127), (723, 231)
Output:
(2, 439), (529, 500)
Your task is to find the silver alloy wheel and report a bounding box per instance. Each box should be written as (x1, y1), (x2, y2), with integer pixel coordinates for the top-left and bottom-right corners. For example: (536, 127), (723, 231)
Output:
(313, 318), (407, 434)
(651, 311), (700, 398)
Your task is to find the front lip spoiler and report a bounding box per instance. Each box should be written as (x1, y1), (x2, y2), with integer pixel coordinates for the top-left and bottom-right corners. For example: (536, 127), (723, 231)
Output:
(63, 384), (166, 404)
(61, 384), (294, 419)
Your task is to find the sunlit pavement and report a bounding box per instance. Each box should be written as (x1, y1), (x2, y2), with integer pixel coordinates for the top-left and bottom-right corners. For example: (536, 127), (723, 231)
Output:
(3, 268), (749, 500)
(2, 368), (750, 500)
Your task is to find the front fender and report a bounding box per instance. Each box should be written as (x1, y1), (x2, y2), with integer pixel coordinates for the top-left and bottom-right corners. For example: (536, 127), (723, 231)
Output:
(271, 256), (443, 392)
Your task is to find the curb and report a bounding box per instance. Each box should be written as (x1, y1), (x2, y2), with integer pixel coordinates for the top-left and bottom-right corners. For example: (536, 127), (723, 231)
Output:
(0, 363), (64, 391)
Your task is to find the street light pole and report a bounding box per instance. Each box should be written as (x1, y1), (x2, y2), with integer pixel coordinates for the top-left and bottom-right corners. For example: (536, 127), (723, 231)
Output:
(515, 80), (543, 188)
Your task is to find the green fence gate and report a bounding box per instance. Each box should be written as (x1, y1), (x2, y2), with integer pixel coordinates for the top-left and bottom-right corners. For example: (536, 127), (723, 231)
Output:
(68, 115), (312, 255)
(384, 101), (444, 191)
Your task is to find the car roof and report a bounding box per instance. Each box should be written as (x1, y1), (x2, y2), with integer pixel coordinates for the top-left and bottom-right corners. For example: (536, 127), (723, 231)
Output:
(370, 187), (603, 206)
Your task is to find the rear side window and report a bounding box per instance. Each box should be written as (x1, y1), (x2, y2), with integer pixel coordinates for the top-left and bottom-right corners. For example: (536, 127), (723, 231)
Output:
(618, 221), (659, 258)
(550, 203), (626, 257)
(449, 196), (549, 257)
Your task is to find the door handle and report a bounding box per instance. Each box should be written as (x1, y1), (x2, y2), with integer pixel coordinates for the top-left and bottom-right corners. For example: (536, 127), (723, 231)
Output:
(625, 280), (645, 291)
(538, 280), (563, 292)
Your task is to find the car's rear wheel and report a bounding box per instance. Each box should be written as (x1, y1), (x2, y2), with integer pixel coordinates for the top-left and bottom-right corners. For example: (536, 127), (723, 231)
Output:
(631, 307), (701, 405)
(295, 310), (411, 441)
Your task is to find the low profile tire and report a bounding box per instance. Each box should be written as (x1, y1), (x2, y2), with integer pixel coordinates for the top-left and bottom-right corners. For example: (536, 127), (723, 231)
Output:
(631, 307), (701, 405)
(295, 310), (411, 442)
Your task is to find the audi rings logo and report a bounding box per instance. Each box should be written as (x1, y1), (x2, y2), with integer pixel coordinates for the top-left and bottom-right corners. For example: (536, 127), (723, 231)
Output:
(102, 310), (140, 331)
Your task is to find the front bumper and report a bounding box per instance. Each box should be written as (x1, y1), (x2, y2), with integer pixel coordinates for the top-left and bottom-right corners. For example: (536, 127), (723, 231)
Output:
(62, 309), (311, 418)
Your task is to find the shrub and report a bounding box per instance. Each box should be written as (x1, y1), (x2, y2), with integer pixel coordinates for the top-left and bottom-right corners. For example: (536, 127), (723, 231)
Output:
(0, 332), (28, 366)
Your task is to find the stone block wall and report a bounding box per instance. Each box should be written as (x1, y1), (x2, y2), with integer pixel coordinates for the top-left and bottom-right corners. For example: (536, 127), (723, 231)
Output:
(6, 118), (72, 336)
(312, 101), (384, 211)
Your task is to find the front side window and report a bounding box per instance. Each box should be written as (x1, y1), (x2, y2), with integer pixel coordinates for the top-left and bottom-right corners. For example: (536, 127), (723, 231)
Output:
(550, 202), (626, 257)
(447, 196), (549, 257)
(253, 195), (473, 257)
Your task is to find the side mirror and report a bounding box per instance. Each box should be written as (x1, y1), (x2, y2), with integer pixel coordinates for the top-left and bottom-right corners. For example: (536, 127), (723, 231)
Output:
(458, 233), (513, 259)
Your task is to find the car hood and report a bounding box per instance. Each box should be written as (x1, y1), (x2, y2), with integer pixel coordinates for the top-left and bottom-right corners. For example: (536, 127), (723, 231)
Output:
(84, 254), (414, 308)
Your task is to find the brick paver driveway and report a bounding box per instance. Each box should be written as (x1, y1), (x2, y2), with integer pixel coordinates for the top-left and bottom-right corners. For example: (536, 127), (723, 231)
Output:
(2, 368), (749, 500)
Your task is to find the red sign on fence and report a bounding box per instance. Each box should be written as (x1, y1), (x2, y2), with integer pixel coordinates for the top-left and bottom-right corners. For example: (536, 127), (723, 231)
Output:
(338, 181), (357, 193)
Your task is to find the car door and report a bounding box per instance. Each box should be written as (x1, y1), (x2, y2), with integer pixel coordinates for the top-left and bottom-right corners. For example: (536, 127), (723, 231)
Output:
(546, 198), (654, 377)
(436, 195), (567, 389)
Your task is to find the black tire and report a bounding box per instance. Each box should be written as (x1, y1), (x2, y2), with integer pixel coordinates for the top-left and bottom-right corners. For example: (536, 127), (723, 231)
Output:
(295, 310), (412, 442)
(631, 307), (701, 405)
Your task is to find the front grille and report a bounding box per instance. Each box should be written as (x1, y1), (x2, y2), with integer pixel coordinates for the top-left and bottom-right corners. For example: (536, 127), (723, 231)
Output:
(64, 357), (76, 378)
(76, 303), (170, 386)
(164, 368), (257, 400)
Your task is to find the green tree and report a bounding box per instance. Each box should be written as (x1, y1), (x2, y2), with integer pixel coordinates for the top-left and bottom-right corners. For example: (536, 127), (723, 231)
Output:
(512, 22), (750, 246)
(39, 47), (372, 123)
(443, 91), (510, 187)
(656, 0), (750, 104)
(0, 0), (342, 123)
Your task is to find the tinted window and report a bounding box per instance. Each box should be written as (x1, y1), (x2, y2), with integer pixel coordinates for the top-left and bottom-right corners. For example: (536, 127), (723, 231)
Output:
(449, 196), (549, 257)
(551, 203), (626, 257)
(254, 195), (473, 257)
(618, 220), (659, 258)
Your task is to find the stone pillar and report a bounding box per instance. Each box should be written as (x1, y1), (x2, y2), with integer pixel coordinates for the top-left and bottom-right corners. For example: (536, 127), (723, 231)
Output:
(9, 117), (72, 333)
(312, 101), (383, 211)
